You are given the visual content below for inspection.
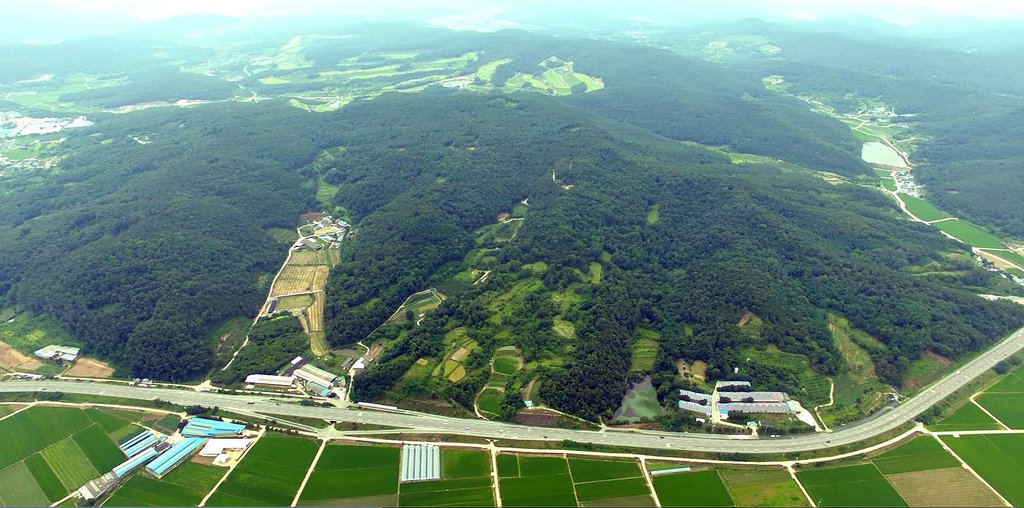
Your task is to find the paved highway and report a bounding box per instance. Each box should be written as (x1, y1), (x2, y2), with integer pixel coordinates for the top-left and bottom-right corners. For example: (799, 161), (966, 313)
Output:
(4, 326), (1023, 454)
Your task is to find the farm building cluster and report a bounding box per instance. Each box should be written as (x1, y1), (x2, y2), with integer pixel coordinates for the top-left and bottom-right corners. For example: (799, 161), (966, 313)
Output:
(34, 344), (79, 363)
(677, 381), (800, 420)
(77, 417), (253, 504)
(244, 356), (345, 397)
(292, 216), (350, 252)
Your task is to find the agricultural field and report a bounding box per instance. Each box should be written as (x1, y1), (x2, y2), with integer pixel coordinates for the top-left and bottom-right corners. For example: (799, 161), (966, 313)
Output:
(0, 405), (152, 506)
(718, 468), (808, 507)
(941, 434), (1024, 505)
(898, 194), (951, 222)
(988, 250), (1024, 269)
(492, 346), (522, 377)
(934, 219), (1005, 249)
(498, 454), (578, 507)
(797, 463), (906, 507)
(652, 470), (733, 507)
(974, 393), (1024, 428)
(567, 458), (653, 506)
(821, 315), (888, 424)
(385, 290), (444, 326)
(399, 449), (494, 507)
(740, 345), (831, 407)
(103, 462), (225, 507)
(206, 434), (319, 507)
(0, 309), (80, 369)
(928, 401), (1002, 431)
(630, 329), (660, 372)
(299, 444), (400, 506)
(477, 388), (503, 417)
(269, 265), (328, 297)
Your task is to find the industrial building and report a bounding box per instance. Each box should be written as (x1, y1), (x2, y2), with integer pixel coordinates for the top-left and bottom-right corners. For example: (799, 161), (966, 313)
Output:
(146, 437), (207, 477)
(717, 402), (792, 414)
(400, 444), (440, 482)
(33, 344), (80, 362)
(181, 417), (246, 437)
(244, 373), (296, 387)
(716, 391), (786, 403)
(119, 430), (161, 457)
(199, 438), (252, 457)
(77, 473), (117, 503)
(678, 389), (712, 404)
(112, 448), (158, 477)
(294, 364), (340, 396)
(678, 400), (712, 416)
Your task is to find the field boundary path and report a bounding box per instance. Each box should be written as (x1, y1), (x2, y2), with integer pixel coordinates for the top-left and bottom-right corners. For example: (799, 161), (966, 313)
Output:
(926, 432), (1012, 507)
(786, 464), (816, 507)
(639, 457), (662, 507)
(969, 396), (1011, 430)
(199, 427), (266, 507)
(488, 443), (502, 507)
(291, 439), (327, 506)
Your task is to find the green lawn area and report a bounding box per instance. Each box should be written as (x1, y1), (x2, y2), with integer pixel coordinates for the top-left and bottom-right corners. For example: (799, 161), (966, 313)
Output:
(646, 204), (660, 224)
(442, 448), (490, 479)
(797, 463), (907, 507)
(899, 194), (951, 222)
(299, 444), (400, 502)
(934, 219), (1005, 249)
(976, 393), (1024, 428)
(719, 467), (809, 507)
(929, 402), (1002, 431)
(942, 434), (1024, 505)
(652, 470), (733, 507)
(870, 436), (959, 474)
(207, 434), (319, 507)
(103, 462), (225, 507)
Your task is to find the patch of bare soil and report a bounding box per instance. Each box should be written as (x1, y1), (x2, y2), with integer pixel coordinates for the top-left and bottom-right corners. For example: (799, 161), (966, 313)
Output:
(65, 357), (114, 378)
(0, 341), (31, 369)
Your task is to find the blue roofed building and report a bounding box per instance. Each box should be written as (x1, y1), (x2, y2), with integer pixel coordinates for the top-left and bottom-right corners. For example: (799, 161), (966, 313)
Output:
(146, 437), (207, 477)
(112, 447), (158, 477)
(181, 417), (246, 437)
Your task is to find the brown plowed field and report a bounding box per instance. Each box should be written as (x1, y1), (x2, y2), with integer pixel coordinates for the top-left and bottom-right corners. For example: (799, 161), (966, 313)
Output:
(0, 341), (30, 369)
(65, 358), (114, 378)
(887, 467), (1002, 507)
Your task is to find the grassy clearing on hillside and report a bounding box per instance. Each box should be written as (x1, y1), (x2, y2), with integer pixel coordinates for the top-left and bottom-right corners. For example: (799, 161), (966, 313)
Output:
(797, 464), (906, 507)
(652, 470), (733, 507)
(899, 194), (951, 222)
(0, 310), (80, 356)
(646, 204), (660, 224)
(934, 219), (1005, 249)
(941, 434), (1024, 505)
(207, 434), (319, 507)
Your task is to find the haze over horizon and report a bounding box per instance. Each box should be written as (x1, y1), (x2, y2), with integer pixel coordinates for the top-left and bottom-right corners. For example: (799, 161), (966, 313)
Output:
(4, 0), (1024, 44)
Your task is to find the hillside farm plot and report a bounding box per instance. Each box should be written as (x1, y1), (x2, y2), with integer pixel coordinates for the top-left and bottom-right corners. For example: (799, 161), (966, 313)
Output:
(899, 194), (951, 222)
(652, 470), (733, 507)
(103, 462), (226, 507)
(567, 458), (652, 505)
(492, 346), (522, 376)
(64, 357), (115, 378)
(719, 467), (808, 507)
(298, 444), (400, 506)
(630, 331), (659, 372)
(797, 463), (907, 507)
(207, 434), (319, 507)
(385, 290), (444, 326)
(941, 434), (1024, 505)
(477, 387), (503, 417)
(498, 455), (577, 507)
(934, 219), (1005, 249)
(270, 265), (328, 297)
(869, 436), (959, 474)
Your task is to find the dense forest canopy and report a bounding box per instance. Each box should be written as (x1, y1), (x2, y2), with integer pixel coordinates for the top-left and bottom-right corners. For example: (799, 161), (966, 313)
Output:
(0, 22), (1022, 422)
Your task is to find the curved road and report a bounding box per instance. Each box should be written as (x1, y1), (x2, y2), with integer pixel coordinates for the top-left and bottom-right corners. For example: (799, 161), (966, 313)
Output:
(4, 326), (1023, 455)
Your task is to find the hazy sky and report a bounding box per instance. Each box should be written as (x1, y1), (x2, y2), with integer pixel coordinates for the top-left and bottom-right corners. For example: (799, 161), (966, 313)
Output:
(28, 0), (1024, 24)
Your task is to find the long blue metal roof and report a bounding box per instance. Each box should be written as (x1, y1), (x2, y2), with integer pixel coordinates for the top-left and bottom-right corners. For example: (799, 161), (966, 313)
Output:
(181, 417), (245, 437)
(113, 447), (157, 477)
(123, 434), (158, 458)
(119, 430), (152, 453)
(146, 437), (206, 476)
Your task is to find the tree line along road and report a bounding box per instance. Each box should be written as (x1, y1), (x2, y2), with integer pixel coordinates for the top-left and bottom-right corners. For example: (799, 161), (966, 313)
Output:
(3, 325), (1023, 455)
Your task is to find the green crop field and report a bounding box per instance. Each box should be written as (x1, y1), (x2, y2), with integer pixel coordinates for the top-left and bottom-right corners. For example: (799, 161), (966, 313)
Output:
(568, 458), (643, 483)
(987, 250), (1024, 269)
(442, 448), (491, 479)
(398, 476), (494, 506)
(942, 434), (1024, 505)
(207, 434), (319, 507)
(24, 453), (65, 502)
(499, 454), (577, 506)
(986, 369), (1024, 392)
(575, 477), (651, 502)
(103, 462), (225, 507)
(477, 388), (503, 417)
(41, 436), (100, 490)
(0, 461), (49, 507)
(898, 194), (951, 222)
(797, 464), (906, 507)
(976, 393), (1024, 428)
(870, 436), (959, 474)
(0, 405), (93, 469)
(492, 356), (520, 376)
(719, 467), (809, 506)
(652, 470), (733, 507)
(934, 219), (1005, 249)
(73, 424), (126, 472)
(299, 444), (400, 502)
(929, 402), (1002, 431)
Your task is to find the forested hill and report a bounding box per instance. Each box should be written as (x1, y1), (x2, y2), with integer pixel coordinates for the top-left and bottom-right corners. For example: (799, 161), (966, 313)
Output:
(0, 103), (325, 380)
(322, 92), (1024, 420)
